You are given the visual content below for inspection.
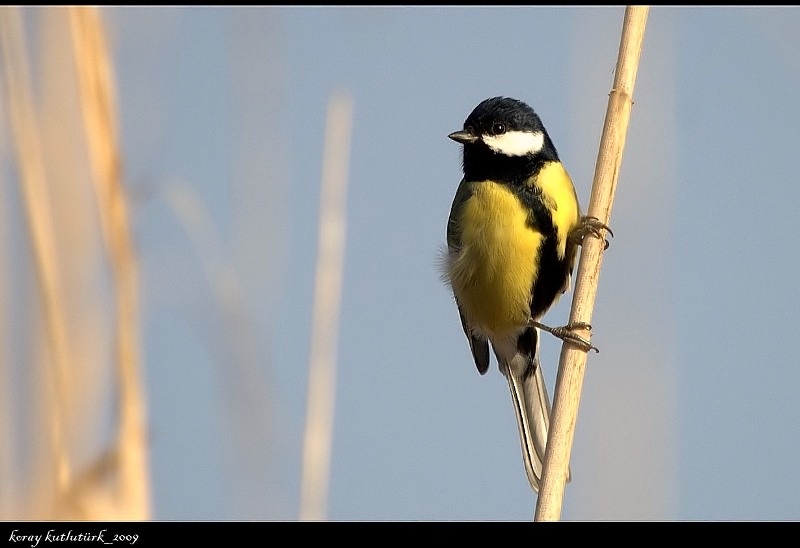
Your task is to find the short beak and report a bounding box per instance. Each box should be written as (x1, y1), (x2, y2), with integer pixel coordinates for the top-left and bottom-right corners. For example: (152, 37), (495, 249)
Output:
(448, 130), (478, 144)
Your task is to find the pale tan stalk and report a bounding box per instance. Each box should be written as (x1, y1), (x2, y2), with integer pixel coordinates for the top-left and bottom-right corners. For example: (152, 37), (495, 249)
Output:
(299, 92), (353, 521)
(0, 6), (73, 503)
(534, 5), (649, 521)
(67, 6), (151, 519)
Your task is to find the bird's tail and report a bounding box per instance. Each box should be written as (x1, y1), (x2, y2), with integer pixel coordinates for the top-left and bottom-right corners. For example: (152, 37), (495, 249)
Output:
(503, 327), (571, 494)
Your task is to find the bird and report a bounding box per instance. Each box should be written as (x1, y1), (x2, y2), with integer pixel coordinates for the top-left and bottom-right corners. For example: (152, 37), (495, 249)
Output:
(441, 96), (607, 493)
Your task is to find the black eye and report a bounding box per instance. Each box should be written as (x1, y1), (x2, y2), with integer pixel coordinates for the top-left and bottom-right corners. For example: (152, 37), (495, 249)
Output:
(491, 122), (506, 135)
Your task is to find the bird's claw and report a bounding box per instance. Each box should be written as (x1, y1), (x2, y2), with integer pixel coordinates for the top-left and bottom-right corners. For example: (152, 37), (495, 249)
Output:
(570, 216), (613, 250)
(530, 320), (599, 353)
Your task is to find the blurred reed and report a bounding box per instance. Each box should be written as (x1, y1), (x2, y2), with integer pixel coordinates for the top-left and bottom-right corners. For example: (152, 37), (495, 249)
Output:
(299, 91), (353, 521)
(68, 5), (151, 519)
(0, 6), (150, 518)
(0, 6), (76, 515)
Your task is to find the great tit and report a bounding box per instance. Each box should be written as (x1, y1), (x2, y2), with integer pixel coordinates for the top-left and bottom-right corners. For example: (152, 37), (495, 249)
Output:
(443, 96), (605, 493)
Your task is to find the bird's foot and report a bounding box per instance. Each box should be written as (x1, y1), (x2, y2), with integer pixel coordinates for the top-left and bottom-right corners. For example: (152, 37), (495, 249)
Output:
(529, 320), (599, 353)
(569, 216), (613, 250)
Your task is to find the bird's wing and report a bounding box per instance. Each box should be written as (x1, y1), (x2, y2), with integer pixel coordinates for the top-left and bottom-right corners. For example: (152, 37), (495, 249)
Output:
(458, 307), (490, 375)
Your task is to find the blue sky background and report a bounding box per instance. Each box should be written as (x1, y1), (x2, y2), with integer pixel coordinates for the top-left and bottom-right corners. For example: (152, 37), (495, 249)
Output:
(6, 6), (800, 521)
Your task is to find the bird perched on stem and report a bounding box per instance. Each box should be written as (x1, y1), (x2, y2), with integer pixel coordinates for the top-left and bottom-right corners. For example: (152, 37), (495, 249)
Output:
(442, 96), (609, 493)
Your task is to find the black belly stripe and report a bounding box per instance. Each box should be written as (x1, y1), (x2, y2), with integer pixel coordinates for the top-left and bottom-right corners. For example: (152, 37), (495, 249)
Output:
(514, 180), (571, 321)
(530, 234), (569, 320)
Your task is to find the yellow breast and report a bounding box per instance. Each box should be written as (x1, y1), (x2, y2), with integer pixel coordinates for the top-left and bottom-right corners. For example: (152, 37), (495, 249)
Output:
(449, 180), (542, 336)
(535, 161), (580, 260)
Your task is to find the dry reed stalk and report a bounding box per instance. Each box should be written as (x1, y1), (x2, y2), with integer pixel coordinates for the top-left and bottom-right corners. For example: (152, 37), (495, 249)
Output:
(67, 6), (151, 519)
(0, 100), (11, 520)
(534, 5), (649, 521)
(0, 6), (74, 505)
(299, 92), (353, 521)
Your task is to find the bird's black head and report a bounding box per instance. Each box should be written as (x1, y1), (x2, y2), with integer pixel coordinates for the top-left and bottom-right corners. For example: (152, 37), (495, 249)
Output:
(449, 97), (559, 182)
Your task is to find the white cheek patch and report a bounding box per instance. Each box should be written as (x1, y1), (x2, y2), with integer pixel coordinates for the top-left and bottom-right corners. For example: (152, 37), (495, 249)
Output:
(482, 130), (544, 157)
